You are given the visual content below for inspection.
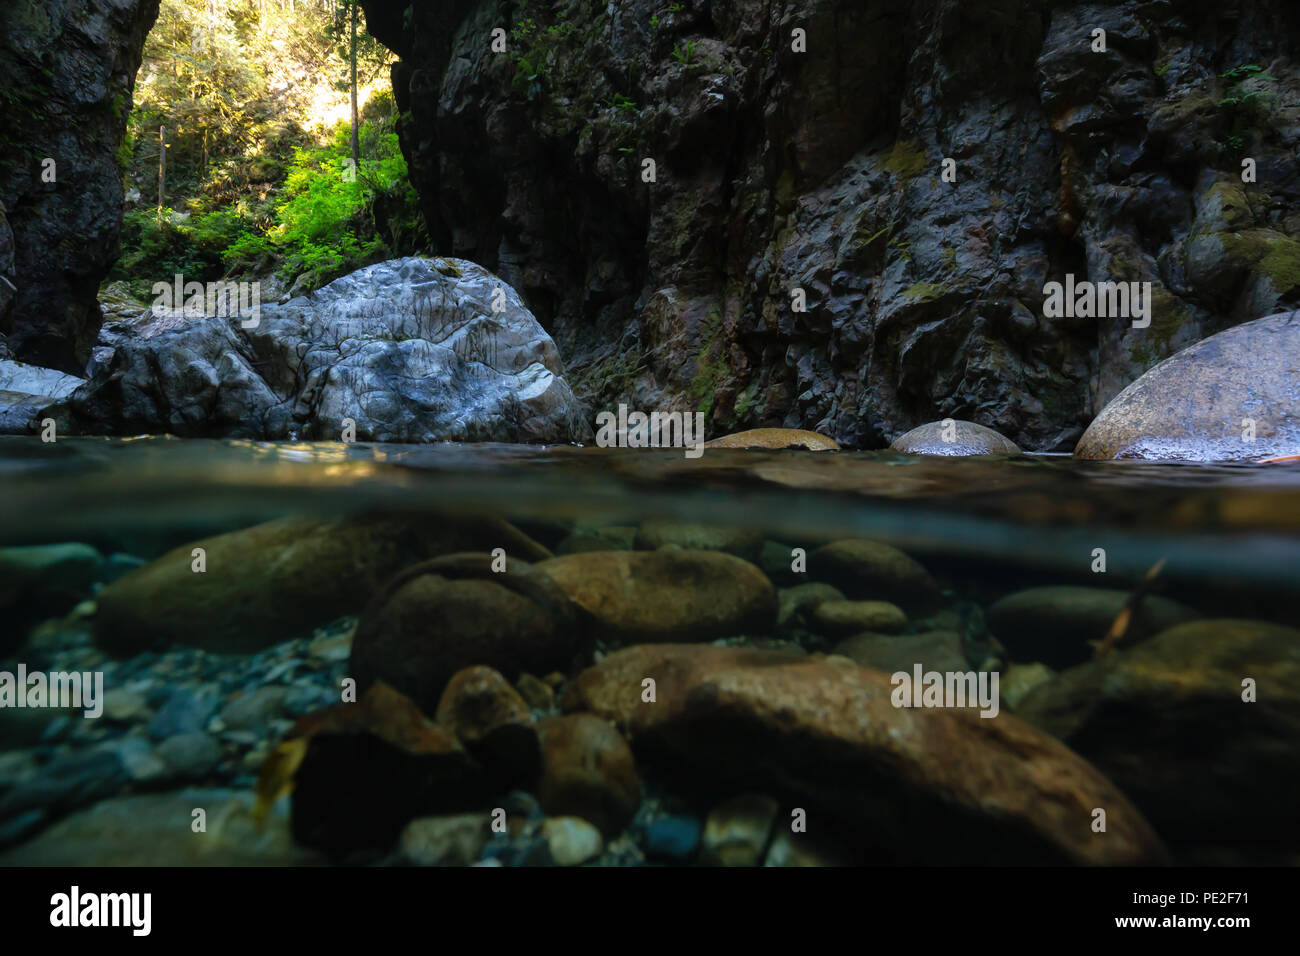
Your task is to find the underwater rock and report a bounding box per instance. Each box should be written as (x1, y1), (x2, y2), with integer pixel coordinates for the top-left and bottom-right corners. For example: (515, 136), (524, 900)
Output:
(398, 813), (492, 866)
(555, 524), (637, 555)
(0, 543), (103, 652)
(634, 519), (765, 563)
(700, 794), (780, 867)
(987, 586), (1199, 667)
(832, 630), (968, 674)
(93, 514), (549, 656)
(1017, 619), (1300, 847)
(776, 582), (847, 631)
(535, 714), (640, 838)
(809, 600), (908, 636)
(763, 829), (853, 867)
(352, 553), (578, 713)
(0, 788), (322, 866)
(537, 550), (777, 645)
(1075, 312), (1300, 461)
(704, 429), (840, 451)
(154, 732), (222, 780)
(435, 666), (541, 786)
(515, 673), (555, 711)
(284, 681), (488, 857)
(67, 257), (591, 443)
(809, 540), (943, 616)
(563, 644), (1167, 865)
(641, 815), (703, 862)
(889, 420), (1021, 456)
(540, 816), (604, 866)
(1000, 662), (1056, 712)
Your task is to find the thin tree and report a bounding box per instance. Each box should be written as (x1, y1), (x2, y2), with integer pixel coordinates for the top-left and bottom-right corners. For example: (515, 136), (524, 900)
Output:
(349, 0), (359, 175)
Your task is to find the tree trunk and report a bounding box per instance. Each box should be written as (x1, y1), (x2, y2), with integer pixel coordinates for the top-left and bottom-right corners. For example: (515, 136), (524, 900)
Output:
(157, 125), (166, 221)
(349, 1), (360, 176)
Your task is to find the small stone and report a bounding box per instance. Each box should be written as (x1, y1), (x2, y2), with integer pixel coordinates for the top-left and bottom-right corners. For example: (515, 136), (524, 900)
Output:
(810, 540), (942, 616)
(541, 816), (603, 866)
(704, 428), (839, 451)
(516, 673), (554, 710)
(102, 688), (151, 723)
(833, 630), (969, 675)
(110, 736), (171, 783)
(155, 732), (222, 779)
(700, 795), (780, 866)
(542, 672), (565, 688)
(764, 829), (852, 866)
(809, 599), (907, 636)
(642, 815), (702, 862)
(435, 666), (541, 786)
(536, 714), (640, 837)
(1002, 662), (1056, 711)
(777, 582), (847, 630)
(147, 687), (217, 741)
(308, 624), (355, 662)
(220, 686), (289, 731)
(399, 813), (491, 866)
(889, 420), (1020, 456)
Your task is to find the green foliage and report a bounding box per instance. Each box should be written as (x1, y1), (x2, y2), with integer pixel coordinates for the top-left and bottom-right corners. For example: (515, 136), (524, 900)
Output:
(1219, 64), (1277, 108)
(672, 39), (700, 65)
(112, 0), (423, 294)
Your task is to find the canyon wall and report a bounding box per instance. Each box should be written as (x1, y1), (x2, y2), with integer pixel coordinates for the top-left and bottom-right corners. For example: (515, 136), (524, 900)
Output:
(0, 0), (161, 373)
(361, 0), (1300, 449)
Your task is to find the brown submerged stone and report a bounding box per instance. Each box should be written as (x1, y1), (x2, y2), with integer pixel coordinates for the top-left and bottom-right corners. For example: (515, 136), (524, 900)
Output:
(562, 645), (1167, 864)
(1016, 619), (1300, 846)
(535, 714), (641, 837)
(94, 513), (552, 656)
(704, 428), (840, 451)
(435, 666), (541, 787)
(351, 553), (580, 713)
(536, 549), (776, 645)
(284, 682), (488, 857)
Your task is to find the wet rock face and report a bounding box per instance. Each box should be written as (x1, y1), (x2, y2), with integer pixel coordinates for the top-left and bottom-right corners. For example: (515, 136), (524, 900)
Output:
(1074, 311), (1300, 461)
(0, 0), (161, 373)
(67, 257), (591, 443)
(360, 0), (1300, 450)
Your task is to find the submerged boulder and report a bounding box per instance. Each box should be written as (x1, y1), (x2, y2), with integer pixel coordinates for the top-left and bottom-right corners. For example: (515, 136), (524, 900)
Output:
(1075, 311), (1300, 461)
(562, 644), (1166, 864)
(889, 420), (1020, 456)
(536, 549), (777, 645)
(988, 586), (1200, 667)
(351, 553), (579, 712)
(68, 257), (590, 443)
(1017, 619), (1300, 846)
(94, 514), (551, 656)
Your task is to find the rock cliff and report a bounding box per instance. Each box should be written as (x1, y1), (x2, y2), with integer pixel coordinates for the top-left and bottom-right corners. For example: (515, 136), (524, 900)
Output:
(360, 0), (1300, 449)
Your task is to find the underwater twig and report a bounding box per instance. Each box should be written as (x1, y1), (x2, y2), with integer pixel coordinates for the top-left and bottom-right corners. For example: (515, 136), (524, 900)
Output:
(1090, 557), (1167, 659)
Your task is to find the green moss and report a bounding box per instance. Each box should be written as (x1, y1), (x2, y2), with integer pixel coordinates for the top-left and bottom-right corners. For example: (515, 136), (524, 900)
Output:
(903, 281), (945, 303)
(883, 139), (928, 180)
(689, 305), (727, 421)
(1257, 234), (1300, 294)
(1130, 286), (1191, 368)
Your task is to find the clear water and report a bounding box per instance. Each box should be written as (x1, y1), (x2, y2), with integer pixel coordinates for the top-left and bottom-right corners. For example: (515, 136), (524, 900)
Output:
(2, 437), (1298, 865)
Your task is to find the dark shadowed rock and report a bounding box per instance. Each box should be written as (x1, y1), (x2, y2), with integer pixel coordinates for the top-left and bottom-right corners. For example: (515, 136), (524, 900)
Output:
(1076, 312), (1300, 461)
(537, 549), (776, 645)
(562, 644), (1166, 864)
(351, 553), (579, 713)
(435, 666), (541, 786)
(1017, 619), (1300, 846)
(535, 714), (640, 838)
(890, 420), (1021, 456)
(283, 682), (488, 857)
(0, 0), (160, 372)
(634, 519), (764, 562)
(988, 586), (1199, 667)
(833, 630), (969, 674)
(809, 540), (942, 616)
(68, 257), (590, 443)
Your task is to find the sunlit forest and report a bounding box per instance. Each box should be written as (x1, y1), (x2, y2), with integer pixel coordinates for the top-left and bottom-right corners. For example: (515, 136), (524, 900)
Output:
(112, 0), (425, 299)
